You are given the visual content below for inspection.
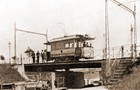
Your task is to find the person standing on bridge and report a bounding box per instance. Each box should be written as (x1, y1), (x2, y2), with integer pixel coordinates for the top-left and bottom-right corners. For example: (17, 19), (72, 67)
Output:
(36, 51), (40, 63)
(31, 51), (35, 63)
(121, 46), (124, 58)
(43, 50), (47, 62)
(41, 50), (45, 63)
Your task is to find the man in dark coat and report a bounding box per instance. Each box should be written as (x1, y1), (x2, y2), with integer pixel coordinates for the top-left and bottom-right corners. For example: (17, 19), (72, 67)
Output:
(41, 50), (45, 63)
(31, 51), (35, 63)
(36, 51), (40, 63)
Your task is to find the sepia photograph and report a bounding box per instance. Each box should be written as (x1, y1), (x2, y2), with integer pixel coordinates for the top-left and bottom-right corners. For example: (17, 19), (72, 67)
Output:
(0, 0), (140, 90)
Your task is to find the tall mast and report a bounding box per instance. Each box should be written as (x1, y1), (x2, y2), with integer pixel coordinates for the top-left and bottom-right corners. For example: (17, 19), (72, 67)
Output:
(14, 23), (16, 62)
(102, 0), (110, 84)
(134, 0), (137, 61)
(130, 25), (133, 58)
(105, 0), (110, 75)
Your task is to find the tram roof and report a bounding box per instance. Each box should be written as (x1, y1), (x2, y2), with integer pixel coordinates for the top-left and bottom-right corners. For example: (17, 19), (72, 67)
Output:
(49, 34), (95, 43)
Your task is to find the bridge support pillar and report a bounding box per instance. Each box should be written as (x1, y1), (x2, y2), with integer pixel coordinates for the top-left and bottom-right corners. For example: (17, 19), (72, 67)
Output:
(51, 72), (56, 90)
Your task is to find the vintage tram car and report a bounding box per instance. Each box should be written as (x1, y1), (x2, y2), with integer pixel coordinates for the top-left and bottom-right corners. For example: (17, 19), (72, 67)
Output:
(48, 34), (95, 61)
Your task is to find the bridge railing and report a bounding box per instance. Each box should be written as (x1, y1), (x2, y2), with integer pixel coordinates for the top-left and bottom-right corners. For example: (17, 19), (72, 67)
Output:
(96, 44), (133, 79)
(94, 44), (132, 60)
(136, 45), (140, 57)
(5, 44), (139, 65)
(107, 44), (139, 79)
(107, 48), (122, 76)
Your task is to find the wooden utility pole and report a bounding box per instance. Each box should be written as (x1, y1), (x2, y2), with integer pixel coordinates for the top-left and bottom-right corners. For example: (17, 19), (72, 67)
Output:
(105, 0), (110, 76)
(102, 0), (110, 85)
(131, 25), (133, 58)
(133, 0), (137, 61)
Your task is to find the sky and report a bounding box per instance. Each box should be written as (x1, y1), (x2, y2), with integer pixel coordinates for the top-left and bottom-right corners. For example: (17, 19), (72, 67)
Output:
(0, 0), (140, 59)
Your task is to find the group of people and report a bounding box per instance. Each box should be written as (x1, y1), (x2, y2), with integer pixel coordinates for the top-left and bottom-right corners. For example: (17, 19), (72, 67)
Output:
(31, 50), (47, 63)
(83, 42), (92, 47)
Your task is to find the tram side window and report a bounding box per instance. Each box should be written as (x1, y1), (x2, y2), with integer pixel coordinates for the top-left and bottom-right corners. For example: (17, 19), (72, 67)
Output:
(78, 42), (83, 47)
(70, 42), (74, 48)
(56, 42), (61, 49)
(60, 42), (64, 49)
(74, 42), (77, 48)
(65, 42), (69, 48)
(51, 43), (56, 50)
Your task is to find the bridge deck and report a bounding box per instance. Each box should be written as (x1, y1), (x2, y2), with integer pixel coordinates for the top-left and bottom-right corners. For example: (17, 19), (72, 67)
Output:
(24, 60), (102, 72)
(24, 57), (140, 72)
